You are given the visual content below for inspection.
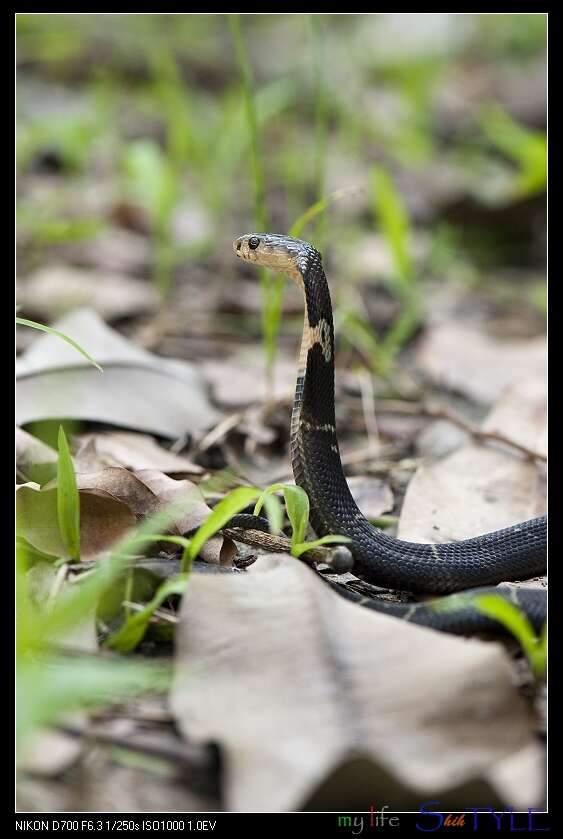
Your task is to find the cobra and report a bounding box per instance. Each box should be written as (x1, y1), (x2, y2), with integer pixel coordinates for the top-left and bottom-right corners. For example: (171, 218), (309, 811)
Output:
(233, 233), (547, 635)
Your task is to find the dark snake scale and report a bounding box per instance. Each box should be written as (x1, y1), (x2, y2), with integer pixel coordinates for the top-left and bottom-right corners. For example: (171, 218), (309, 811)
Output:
(233, 233), (547, 636)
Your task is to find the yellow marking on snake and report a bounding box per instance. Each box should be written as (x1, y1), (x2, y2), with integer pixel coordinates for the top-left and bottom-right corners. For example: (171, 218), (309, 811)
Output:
(306, 318), (332, 361)
(430, 543), (442, 561)
(300, 419), (335, 433)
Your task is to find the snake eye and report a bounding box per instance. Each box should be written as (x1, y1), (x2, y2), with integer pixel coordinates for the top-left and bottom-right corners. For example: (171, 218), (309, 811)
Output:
(248, 236), (260, 250)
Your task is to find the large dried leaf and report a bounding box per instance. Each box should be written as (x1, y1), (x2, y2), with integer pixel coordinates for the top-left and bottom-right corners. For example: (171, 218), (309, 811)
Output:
(417, 323), (546, 405)
(18, 265), (159, 321)
(202, 350), (296, 408)
(131, 470), (232, 564)
(17, 480), (136, 559)
(73, 431), (203, 475)
(398, 378), (546, 544)
(16, 308), (221, 438)
(170, 554), (543, 812)
(17, 468), (231, 563)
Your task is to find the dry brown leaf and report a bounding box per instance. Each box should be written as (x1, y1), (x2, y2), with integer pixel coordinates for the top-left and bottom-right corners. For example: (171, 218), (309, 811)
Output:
(17, 467), (232, 564)
(74, 431), (203, 475)
(16, 308), (221, 438)
(398, 378), (546, 544)
(170, 554), (543, 812)
(202, 350), (296, 408)
(18, 265), (159, 322)
(17, 481), (136, 559)
(416, 323), (546, 405)
(74, 468), (231, 563)
(132, 470), (233, 565)
(347, 476), (394, 520)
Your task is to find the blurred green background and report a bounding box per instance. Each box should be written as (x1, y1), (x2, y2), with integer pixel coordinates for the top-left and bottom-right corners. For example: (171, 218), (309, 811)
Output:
(16, 12), (546, 378)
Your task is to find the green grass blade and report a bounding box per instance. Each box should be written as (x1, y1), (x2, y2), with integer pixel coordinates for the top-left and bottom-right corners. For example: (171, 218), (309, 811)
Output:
(480, 105), (547, 196)
(56, 426), (80, 561)
(370, 165), (413, 291)
(289, 187), (359, 240)
(433, 590), (546, 679)
(17, 655), (170, 750)
(471, 593), (546, 678)
(282, 485), (310, 547)
(19, 506), (185, 653)
(254, 483), (310, 547)
(229, 14), (284, 378)
(105, 574), (189, 653)
(17, 507), (184, 748)
(185, 486), (262, 569)
(16, 317), (103, 371)
(310, 14), (328, 248)
(228, 14), (267, 231)
(253, 483), (286, 534)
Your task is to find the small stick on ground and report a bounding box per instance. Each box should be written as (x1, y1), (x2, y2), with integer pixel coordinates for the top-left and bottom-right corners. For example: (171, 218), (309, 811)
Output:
(222, 527), (351, 572)
(56, 722), (217, 788)
(373, 400), (546, 462)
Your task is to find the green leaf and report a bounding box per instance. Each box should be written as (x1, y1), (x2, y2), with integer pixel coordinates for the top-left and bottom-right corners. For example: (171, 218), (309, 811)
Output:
(471, 593), (546, 679)
(288, 187), (359, 239)
(480, 105), (547, 197)
(17, 655), (170, 750)
(255, 483), (310, 548)
(18, 506), (184, 656)
(252, 484), (286, 534)
(16, 506), (184, 750)
(105, 574), (189, 653)
(185, 486), (262, 570)
(122, 140), (178, 229)
(433, 591), (546, 679)
(16, 317), (103, 371)
(282, 485), (310, 547)
(291, 534), (352, 558)
(56, 426), (80, 561)
(370, 165), (413, 290)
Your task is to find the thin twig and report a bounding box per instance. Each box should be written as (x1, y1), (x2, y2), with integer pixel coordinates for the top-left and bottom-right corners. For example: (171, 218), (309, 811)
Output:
(194, 411), (244, 455)
(372, 400), (546, 462)
(56, 722), (217, 781)
(121, 601), (179, 624)
(222, 527), (350, 572)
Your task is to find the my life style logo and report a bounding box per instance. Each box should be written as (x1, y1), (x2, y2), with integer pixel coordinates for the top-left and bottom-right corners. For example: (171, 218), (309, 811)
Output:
(336, 803), (549, 832)
(416, 802), (549, 832)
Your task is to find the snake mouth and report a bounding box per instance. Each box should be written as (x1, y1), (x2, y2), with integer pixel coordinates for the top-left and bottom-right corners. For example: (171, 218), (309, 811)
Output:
(232, 235), (259, 263)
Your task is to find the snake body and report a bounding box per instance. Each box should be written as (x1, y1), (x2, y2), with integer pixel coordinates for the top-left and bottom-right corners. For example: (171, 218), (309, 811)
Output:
(233, 233), (547, 633)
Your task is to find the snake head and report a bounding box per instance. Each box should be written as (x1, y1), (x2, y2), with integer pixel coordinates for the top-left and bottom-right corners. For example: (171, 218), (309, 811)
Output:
(233, 233), (318, 284)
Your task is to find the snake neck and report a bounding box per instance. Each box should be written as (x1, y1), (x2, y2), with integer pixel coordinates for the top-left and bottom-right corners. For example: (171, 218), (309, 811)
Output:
(280, 237), (545, 593)
(290, 250), (360, 537)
